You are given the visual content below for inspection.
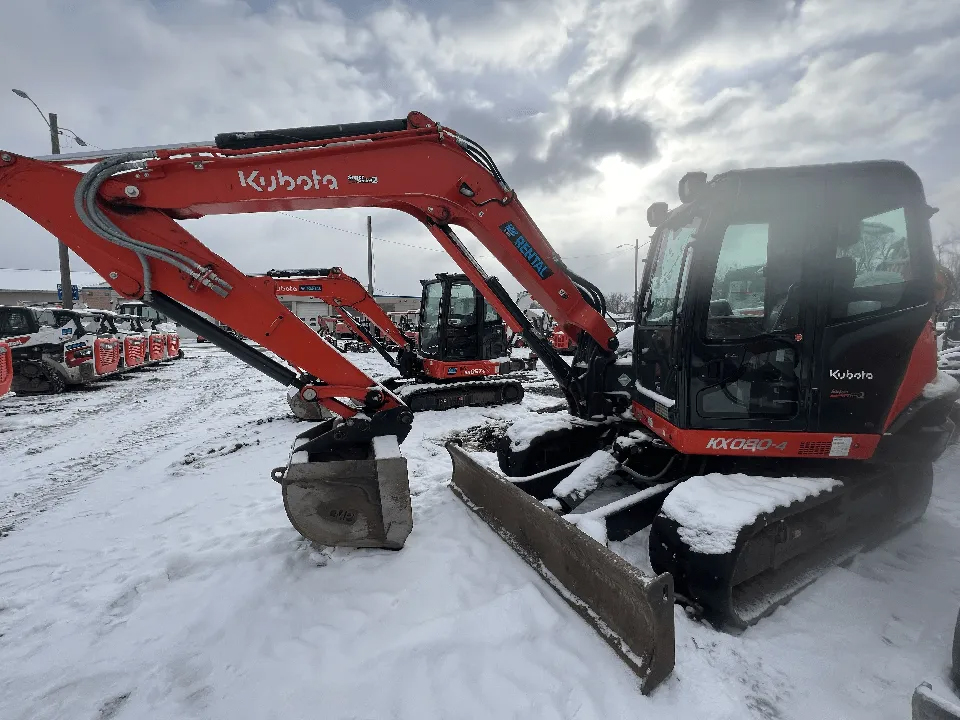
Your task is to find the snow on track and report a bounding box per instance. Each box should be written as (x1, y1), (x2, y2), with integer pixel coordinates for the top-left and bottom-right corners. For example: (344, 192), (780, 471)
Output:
(1, 345), (958, 720)
(661, 473), (842, 554)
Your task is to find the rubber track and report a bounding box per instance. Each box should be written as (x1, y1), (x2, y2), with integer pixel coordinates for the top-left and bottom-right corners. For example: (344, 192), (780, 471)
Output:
(649, 463), (933, 629)
(11, 360), (64, 395)
(400, 378), (523, 412)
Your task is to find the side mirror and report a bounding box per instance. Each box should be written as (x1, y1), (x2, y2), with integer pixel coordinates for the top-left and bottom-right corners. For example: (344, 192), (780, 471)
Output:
(646, 201), (669, 227)
(678, 171), (708, 204)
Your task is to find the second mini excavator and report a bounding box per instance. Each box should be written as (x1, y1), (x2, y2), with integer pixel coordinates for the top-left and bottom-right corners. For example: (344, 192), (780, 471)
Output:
(2, 111), (956, 694)
(257, 267), (536, 417)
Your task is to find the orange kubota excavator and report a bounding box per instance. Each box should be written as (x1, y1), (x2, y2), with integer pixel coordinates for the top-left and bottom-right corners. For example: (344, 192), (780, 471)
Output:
(2, 112), (957, 694)
(256, 267), (535, 418)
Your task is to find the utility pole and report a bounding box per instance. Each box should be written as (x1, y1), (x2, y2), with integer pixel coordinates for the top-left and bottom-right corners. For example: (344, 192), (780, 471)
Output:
(48, 113), (74, 309)
(13, 90), (85, 310)
(633, 237), (639, 311)
(366, 215), (374, 296)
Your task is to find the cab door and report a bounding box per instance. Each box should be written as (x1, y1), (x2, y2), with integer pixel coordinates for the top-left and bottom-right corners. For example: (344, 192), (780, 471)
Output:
(685, 174), (827, 432)
(633, 214), (701, 415)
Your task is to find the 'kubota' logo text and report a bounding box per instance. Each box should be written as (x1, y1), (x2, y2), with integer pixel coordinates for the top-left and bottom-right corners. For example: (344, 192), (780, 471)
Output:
(829, 369), (874, 380)
(238, 169), (338, 193)
(706, 437), (788, 452)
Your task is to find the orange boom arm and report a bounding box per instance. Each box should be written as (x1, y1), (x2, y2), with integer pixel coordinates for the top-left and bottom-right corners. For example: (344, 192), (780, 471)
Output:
(0, 112), (616, 421)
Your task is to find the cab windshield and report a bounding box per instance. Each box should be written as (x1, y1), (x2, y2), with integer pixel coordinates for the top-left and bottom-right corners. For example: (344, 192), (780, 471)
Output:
(641, 214), (701, 326)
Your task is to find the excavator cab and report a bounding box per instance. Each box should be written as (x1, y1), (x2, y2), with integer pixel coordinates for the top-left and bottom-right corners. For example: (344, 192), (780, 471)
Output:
(634, 161), (945, 460)
(418, 273), (509, 363)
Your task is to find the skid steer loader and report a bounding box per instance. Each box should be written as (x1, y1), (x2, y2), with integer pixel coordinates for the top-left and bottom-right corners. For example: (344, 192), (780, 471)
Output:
(1, 111), (956, 693)
(0, 305), (99, 393)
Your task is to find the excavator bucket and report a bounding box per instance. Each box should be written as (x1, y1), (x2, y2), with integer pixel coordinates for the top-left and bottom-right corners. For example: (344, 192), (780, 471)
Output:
(274, 432), (413, 550)
(446, 442), (675, 694)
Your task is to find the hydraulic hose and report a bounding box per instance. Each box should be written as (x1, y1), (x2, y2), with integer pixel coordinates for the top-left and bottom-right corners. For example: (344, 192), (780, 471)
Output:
(73, 152), (233, 301)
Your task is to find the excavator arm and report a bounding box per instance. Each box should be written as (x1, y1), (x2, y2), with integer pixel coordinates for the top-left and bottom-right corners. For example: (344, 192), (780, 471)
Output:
(256, 267), (412, 351)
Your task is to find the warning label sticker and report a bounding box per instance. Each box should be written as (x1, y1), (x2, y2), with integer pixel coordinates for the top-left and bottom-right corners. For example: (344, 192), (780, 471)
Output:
(829, 436), (853, 457)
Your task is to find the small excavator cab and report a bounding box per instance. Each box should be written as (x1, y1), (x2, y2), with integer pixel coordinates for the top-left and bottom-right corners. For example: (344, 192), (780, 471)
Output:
(634, 161), (940, 456)
(418, 274), (509, 363)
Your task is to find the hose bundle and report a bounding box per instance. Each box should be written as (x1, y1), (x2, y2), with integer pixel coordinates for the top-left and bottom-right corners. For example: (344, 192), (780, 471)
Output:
(73, 152), (232, 301)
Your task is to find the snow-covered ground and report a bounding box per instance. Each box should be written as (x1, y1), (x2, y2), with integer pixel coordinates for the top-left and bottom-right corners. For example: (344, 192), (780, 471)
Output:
(1, 344), (958, 720)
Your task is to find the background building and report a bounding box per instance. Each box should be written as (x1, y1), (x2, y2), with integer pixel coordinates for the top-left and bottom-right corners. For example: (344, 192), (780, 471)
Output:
(273, 292), (419, 332)
(0, 268), (110, 308)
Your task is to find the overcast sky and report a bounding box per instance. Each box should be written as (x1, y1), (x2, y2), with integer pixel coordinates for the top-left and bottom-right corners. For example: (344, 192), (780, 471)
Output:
(2, 0), (959, 299)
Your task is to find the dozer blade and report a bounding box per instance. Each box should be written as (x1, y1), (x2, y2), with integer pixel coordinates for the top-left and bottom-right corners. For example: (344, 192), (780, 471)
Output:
(273, 434), (412, 549)
(913, 683), (960, 720)
(446, 442), (675, 694)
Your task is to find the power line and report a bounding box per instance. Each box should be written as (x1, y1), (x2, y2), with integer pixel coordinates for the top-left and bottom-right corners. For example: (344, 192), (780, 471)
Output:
(278, 211), (639, 262)
(278, 212), (446, 253)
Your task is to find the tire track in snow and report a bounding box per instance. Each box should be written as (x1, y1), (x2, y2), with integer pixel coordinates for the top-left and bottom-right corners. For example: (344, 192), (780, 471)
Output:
(0, 347), (284, 535)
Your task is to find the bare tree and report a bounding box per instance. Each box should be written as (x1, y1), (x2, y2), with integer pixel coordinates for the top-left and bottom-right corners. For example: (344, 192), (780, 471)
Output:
(606, 291), (633, 314)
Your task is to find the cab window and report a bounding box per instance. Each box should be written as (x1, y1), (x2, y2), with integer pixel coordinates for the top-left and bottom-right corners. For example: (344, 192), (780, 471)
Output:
(643, 218), (699, 326)
(0, 309), (31, 335)
(832, 207), (912, 319)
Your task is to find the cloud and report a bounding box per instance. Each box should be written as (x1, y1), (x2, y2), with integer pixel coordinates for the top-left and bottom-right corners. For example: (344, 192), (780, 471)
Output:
(1, 0), (959, 306)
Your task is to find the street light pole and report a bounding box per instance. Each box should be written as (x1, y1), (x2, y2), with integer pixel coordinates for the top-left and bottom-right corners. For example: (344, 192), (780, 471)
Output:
(11, 89), (85, 309)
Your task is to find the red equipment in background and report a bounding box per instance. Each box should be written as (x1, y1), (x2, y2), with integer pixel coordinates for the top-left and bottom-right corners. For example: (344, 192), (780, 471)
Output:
(92, 336), (122, 376)
(148, 333), (167, 362)
(549, 322), (575, 353)
(123, 334), (147, 367)
(0, 341), (11, 396)
(259, 268), (534, 414)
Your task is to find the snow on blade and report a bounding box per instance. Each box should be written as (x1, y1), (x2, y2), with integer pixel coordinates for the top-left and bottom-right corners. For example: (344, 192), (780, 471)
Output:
(661, 473), (842, 554)
(552, 449), (619, 503)
(565, 481), (677, 547)
(914, 683), (960, 718)
(923, 370), (960, 400)
(571, 515), (609, 545)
